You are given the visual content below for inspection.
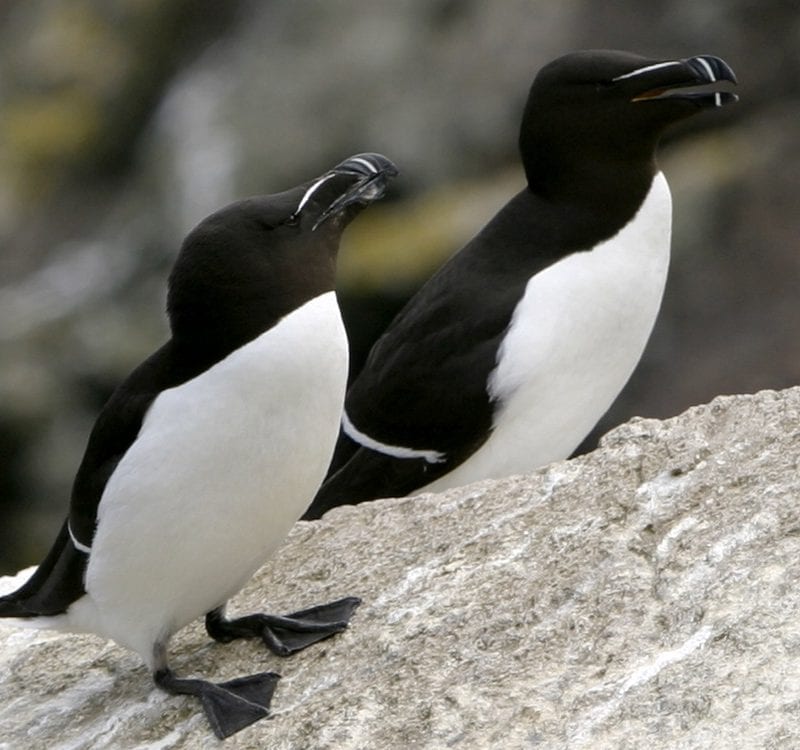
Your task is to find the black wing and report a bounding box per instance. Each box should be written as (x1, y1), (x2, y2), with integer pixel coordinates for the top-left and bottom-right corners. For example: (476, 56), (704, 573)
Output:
(0, 342), (192, 617)
(304, 189), (578, 519)
(306, 445), (451, 519)
(303, 272), (514, 520)
(304, 195), (561, 519)
(303, 282), (515, 521)
(0, 521), (86, 617)
(1, 179), (338, 616)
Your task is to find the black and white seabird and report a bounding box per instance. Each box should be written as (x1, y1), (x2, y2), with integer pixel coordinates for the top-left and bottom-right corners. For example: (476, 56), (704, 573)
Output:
(0, 153), (397, 738)
(304, 50), (737, 519)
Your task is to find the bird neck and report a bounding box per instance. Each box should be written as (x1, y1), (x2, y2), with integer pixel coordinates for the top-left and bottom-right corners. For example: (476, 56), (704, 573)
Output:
(520, 118), (660, 208)
(523, 145), (658, 235)
(167, 237), (338, 362)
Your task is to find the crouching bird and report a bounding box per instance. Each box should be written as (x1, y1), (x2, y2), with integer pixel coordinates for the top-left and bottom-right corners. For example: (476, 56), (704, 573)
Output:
(304, 50), (737, 520)
(0, 153), (397, 738)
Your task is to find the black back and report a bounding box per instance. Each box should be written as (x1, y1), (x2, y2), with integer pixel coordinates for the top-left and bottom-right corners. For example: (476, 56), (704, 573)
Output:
(0, 156), (394, 617)
(306, 50), (736, 518)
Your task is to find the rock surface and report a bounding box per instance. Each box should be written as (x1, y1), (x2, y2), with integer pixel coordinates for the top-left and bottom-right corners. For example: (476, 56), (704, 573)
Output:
(1, 386), (799, 749)
(4, 1), (800, 577)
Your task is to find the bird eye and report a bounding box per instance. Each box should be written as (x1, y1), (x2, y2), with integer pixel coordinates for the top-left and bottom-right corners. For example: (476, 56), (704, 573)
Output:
(284, 212), (300, 227)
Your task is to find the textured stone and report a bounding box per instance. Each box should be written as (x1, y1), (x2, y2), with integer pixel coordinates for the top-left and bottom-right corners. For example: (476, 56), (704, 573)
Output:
(1, 386), (800, 749)
(4, 0), (799, 578)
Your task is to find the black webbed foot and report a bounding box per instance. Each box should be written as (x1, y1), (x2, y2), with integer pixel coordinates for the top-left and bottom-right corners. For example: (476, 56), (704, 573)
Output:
(205, 596), (361, 656)
(154, 667), (280, 739)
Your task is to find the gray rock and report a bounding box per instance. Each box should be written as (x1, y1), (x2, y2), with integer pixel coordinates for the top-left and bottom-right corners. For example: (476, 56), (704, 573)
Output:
(4, 0), (800, 577)
(1, 386), (799, 749)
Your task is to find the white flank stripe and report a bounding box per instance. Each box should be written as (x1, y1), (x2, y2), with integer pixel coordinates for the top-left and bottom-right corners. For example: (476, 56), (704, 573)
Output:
(612, 60), (682, 82)
(68, 521), (92, 554)
(295, 173), (336, 214)
(341, 410), (446, 464)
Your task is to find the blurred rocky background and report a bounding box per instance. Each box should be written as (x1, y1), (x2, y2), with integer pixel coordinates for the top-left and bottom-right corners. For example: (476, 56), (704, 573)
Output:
(0, 0), (797, 574)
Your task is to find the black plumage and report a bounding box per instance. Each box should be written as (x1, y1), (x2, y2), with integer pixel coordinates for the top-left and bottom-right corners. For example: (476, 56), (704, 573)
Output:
(306, 51), (737, 520)
(1, 153), (397, 738)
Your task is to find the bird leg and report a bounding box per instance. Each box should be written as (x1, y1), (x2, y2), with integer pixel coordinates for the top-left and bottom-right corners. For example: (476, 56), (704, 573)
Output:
(205, 596), (361, 656)
(152, 645), (280, 739)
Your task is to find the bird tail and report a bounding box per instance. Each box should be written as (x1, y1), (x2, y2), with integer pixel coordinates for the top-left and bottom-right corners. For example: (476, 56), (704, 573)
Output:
(0, 519), (87, 619)
(0, 594), (36, 618)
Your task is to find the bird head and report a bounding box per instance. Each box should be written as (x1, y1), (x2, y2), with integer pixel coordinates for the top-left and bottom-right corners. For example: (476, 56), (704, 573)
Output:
(295, 153), (399, 231)
(166, 153), (398, 351)
(519, 50), (737, 196)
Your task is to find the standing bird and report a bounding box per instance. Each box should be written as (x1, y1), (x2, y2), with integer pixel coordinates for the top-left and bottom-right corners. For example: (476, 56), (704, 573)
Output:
(305, 50), (737, 520)
(0, 153), (397, 738)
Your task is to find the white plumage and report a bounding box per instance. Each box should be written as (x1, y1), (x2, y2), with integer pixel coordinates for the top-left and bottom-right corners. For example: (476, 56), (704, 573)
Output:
(420, 172), (671, 493)
(64, 291), (347, 665)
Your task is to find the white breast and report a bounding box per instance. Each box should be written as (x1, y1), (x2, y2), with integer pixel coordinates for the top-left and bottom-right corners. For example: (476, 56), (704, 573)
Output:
(68, 291), (347, 663)
(421, 172), (672, 493)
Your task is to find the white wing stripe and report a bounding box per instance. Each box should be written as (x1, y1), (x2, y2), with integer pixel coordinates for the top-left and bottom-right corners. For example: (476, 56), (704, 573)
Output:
(68, 520), (92, 554)
(341, 410), (446, 464)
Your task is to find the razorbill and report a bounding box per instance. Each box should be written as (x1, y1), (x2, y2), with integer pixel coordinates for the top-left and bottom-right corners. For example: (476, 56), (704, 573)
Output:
(304, 50), (737, 519)
(0, 153), (398, 738)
